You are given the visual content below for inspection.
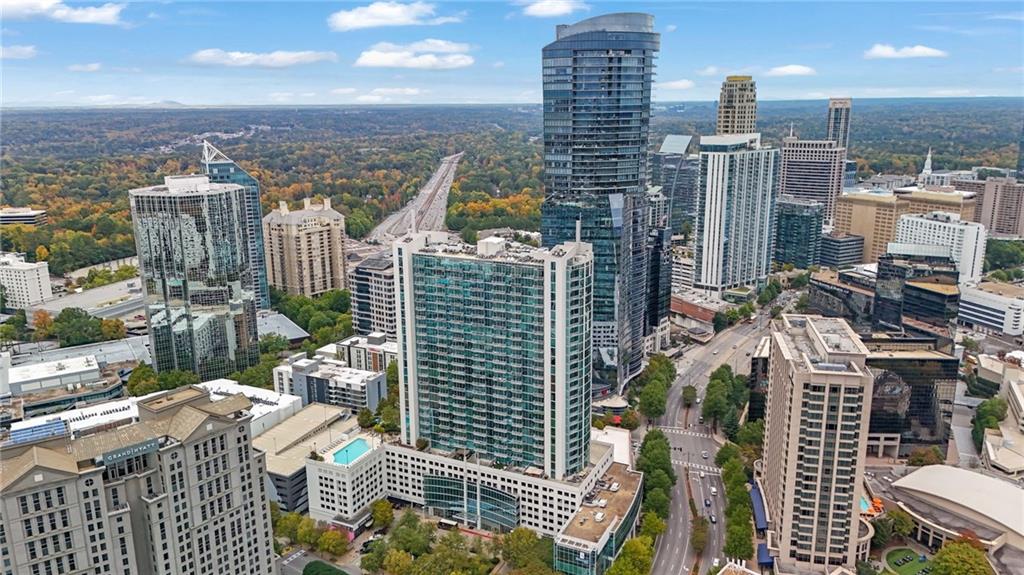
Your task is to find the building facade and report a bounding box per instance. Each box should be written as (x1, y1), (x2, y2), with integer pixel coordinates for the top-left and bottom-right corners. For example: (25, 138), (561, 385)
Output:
(263, 198), (348, 297)
(774, 196), (824, 269)
(716, 76), (757, 135)
(693, 134), (778, 296)
(540, 13), (660, 391)
(130, 175), (260, 380)
(958, 282), (1024, 337)
(779, 137), (846, 223)
(651, 135), (698, 235)
(873, 250), (959, 331)
(761, 315), (873, 571)
(819, 233), (864, 269)
(201, 141), (270, 310)
(894, 211), (987, 283)
(273, 354), (386, 413)
(834, 190), (912, 263)
(0, 207), (47, 227)
(0, 252), (52, 309)
(959, 177), (1024, 238)
(349, 253), (397, 342)
(826, 98), (852, 151)
(0, 386), (277, 575)
(894, 187), (977, 222)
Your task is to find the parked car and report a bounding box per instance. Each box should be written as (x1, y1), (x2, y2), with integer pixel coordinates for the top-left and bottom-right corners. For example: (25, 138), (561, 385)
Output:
(704, 498), (711, 507)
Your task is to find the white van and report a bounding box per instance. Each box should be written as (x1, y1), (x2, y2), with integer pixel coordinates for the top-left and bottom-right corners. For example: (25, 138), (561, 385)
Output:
(710, 486), (718, 496)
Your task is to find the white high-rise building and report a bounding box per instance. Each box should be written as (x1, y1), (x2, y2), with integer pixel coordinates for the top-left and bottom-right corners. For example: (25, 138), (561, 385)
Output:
(894, 211), (987, 283)
(780, 137), (847, 223)
(0, 252), (52, 309)
(693, 133), (778, 296)
(761, 315), (874, 571)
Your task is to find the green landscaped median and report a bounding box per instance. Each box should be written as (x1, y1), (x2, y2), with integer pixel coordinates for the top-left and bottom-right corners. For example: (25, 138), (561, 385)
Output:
(885, 547), (932, 575)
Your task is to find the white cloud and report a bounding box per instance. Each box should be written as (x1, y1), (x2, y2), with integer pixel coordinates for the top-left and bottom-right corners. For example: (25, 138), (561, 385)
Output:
(188, 49), (338, 68)
(356, 94), (386, 103)
(355, 39), (473, 69)
(929, 88), (972, 97)
(327, 1), (462, 31)
(517, 0), (589, 18)
(371, 87), (422, 96)
(986, 12), (1024, 21)
(658, 79), (695, 90)
(3, 1), (126, 25)
(0, 44), (37, 59)
(492, 61), (505, 68)
(864, 43), (948, 59)
(330, 88), (358, 95)
(994, 66), (1024, 74)
(85, 94), (118, 104)
(68, 62), (102, 72)
(268, 92), (294, 103)
(665, 24), (677, 32)
(765, 64), (816, 77)
(696, 65), (721, 77)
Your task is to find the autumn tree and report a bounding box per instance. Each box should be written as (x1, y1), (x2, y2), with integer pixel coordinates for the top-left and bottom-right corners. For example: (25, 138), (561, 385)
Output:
(100, 318), (126, 340)
(372, 499), (394, 529)
(932, 540), (993, 575)
(32, 309), (53, 341)
(316, 529), (349, 557)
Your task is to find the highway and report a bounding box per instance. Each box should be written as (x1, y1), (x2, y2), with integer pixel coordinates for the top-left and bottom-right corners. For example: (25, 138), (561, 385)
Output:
(365, 152), (463, 245)
(651, 292), (800, 575)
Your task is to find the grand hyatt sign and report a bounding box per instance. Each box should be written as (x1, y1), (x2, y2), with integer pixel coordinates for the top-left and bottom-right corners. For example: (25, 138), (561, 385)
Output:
(101, 439), (159, 465)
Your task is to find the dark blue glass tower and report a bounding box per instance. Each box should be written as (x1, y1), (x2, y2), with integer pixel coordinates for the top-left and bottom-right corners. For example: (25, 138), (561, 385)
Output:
(540, 13), (660, 393)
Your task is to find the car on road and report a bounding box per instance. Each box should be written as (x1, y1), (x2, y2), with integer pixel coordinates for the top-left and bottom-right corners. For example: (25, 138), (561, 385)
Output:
(704, 498), (711, 507)
(701, 450), (709, 459)
(696, 397), (702, 404)
(709, 514), (717, 524)
(712, 558), (721, 568)
(710, 486), (718, 496)
(699, 471), (706, 479)
(713, 350), (719, 355)
(698, 416), (704, 424)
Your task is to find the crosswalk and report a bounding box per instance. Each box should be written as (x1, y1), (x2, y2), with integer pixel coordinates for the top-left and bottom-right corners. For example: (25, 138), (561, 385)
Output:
(672, 461), (721, 474)
(659, 427), (712, 439)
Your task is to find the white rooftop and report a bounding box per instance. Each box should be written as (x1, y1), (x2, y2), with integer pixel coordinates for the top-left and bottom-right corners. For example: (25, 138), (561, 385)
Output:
(700, 133), (761, 147)
(197, 379), (301, 421)
(659, 134), (693, 155)
(9, 355), (102, 384)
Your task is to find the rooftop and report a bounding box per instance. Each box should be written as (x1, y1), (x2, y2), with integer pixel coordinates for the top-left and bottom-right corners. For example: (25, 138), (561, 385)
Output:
(129, 175), (242, 197)
(658, 134), (693, 155)
(811, 270), (875, 297)
(775, 315), (868, 373)
(973, 282), (1024, 299)
(555, 12), (654, 39)
(8, 354), (102, 384)
(32, 278), (143, 318)
(10, 336), (150, 368)
(257, 310), (310, 342)
(401, 231), (591, 267)
(699, 133), (762, 148)
(0, 207), (46, 215)
(839, 189), (908, 205)
(196, 379), (300, 421)
(905, 279), (960, 296)
(559, 462), (643, 544)
(252, 403), (355, 476)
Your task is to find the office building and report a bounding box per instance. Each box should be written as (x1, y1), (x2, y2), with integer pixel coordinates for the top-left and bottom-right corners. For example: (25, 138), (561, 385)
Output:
(130, 175), (260, 380)
(0, 353), (128, 419)
(201, 141), (270, 309)
(671, 246), (695, 291)
(826, 98), (852, 151)
(894, 212), (987, 283)
(0, 252), (52, 309)
(807, 269), (876, 330)
(0, 386), (277, 575)
(395, 232), (593, 479)
(716, 76), (757, 135)
(694, 133), (778, 296)
(779, 137), (847, 222)
(834, 190), (912, 263)
(873, 249), (959, 331)
(273, 354), (386, 413)
(959, 282), (1024, 337)
(893, 186), (978, 222)
(651, 135), (698, 235)
(540, 13), (659, 390)
(349, 253), (396, 341)
(956, 177), (1024, 238)
(263, 198), (348, 297)
(774, 196), (824, 269)
(645, 225), (672, 352)
(319, 332), (398, 373)
(761, 315), (873, 571)
(819, 233), (864, 269)
(0, 207), (47, 227)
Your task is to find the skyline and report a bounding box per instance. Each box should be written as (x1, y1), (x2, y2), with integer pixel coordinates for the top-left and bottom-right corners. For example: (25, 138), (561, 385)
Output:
(1, 1), (1022, 107)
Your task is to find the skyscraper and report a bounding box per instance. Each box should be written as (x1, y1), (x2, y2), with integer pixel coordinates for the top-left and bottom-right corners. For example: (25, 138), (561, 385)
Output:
(762, 315), (873, 571)
(394, 232), (593, 480)
(834, 190), (912, 263)
(716, 75), (757, 135)
(540, 13), (659, 391)
(774, 196), (824, 269)
(894, 211), (987, 283)
(350, 253), (397, 341)
(651, 134), (698, 235)
(826, 97), (852, 150)
(202, 141), (271, 309)
(779, 136), (847, 223)
(694, 133), (778, 296)
(130, 175), (260, 380)
(263, 198), (348, 297)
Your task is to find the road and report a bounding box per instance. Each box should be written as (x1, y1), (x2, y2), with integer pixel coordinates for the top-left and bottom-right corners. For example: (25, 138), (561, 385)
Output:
(277, 549), (360, 575)
(652, 293), (801, 575)
(365, 152), (463, 245)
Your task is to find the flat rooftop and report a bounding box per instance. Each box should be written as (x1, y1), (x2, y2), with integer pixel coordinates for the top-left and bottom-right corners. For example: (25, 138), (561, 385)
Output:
(811, 270), (875, 297)
(975, 282), (1024, 299)
(252, 403), (356, 476)
(560, 462), (642, 544)
(197, 379), (300, 421)
(906, 280), (959, 296)
(9, 354), (102, 384)
(775, 314), (868, 373)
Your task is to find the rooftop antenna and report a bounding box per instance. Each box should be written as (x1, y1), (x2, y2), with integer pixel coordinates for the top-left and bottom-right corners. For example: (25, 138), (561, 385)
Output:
(201, 140), (232, 165)
(789, 123), (794, 138)
(575, 218), (582, 244)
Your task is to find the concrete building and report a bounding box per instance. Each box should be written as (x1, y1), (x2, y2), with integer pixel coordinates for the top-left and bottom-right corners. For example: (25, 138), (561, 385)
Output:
(273, 354), (386, 414)
(873, 249), (959, 332)
(761, 315), (873, 571)
(694, 133), (778, 296)
(349, 253), (396, 342)
(894, 211), (987, 283)
(262, 198), (348, 297)
(774, 196), (824, 269)
(957, 176), (1024, 238)
(0, 353), (131, 420)
(959, 282), (1024, 337)
(807, 270), (876, 330)
(194, 379), (302, 436)
(819, 233), (864, 269)
(779, 137), (847, 222)
(826, 98), (852, 151)
(320, 332), (398, 373)
(130, 175), (260, 380)
(856, 174), (917, 191)
(0, 252), (52, 310)
(834, 190), (912, 263)
(893, 186), (978, 222)
(716, 76), (757, 135)
(0, 207), (47, 227)
(0, 386), (277, 575)
(671, 246), (695, 291)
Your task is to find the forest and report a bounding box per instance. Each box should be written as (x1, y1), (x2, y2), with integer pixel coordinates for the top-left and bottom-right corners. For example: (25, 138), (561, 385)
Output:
(1, 98), (1019, 275)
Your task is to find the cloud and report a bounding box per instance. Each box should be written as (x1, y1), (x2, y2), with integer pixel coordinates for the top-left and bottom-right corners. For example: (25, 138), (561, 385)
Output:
(492, 61), (505, 68)
(665, 24), (677, 32)
(187, 49), (338, 68)
(327, 1), (462, 31)
(0, 44), (37, 59)
(68, 62), (102, 72)
(371, 87), (422, 96)
(3, 1), (126, 25)
(356, 94), (386, 103)
(517, 0), (589, 18)
(864, 43), (948, 59)
(929, 88), (973, 97)
(355, 39), (473, 69)
(658, 79), (695, 90)
(994, 66), (1024, 74)
(765, 64), (816, 77)
(696, 65), (721, 77)
(986, 12), (1023, 21)
(331, 88), (358, 95)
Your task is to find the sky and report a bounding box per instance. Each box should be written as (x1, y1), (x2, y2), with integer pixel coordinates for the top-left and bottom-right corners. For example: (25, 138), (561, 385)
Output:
(1, 1), (1022, 107)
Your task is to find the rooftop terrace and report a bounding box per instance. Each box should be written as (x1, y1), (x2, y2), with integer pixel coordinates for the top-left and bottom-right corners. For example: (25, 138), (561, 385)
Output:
(559, 462), (642, 545)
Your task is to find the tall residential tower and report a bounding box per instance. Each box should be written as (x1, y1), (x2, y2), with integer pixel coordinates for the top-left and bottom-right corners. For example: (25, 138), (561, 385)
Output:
(826, 98), (852, 150)
(779, 136), (847, 223)
(716, 76), (757, 135)
(262, 198), (348, 297)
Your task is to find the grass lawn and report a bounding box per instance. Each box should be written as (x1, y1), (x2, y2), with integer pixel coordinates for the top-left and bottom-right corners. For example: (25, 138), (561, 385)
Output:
(886, 547), (931, 575)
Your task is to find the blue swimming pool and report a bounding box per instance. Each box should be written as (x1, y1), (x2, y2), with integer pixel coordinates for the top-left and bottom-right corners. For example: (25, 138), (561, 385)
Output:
(859, 496), (870, 513)
(332, 438), (371, 465)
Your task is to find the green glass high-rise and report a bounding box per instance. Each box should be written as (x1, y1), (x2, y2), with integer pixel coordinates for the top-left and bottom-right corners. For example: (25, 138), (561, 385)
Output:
(394, 232), (593, 480)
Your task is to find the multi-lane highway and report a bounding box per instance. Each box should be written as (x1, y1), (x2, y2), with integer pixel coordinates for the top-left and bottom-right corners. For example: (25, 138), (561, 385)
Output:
(366, 152), (463, 245)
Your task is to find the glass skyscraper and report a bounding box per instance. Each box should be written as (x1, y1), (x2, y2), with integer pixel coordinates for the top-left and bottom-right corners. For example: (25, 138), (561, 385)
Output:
(540, 13), (660, 392)
(774, 195), (824, 269)
(202, 141), (271, 309)
(130, 175), (260, 380)
(394, 232), (593, 480)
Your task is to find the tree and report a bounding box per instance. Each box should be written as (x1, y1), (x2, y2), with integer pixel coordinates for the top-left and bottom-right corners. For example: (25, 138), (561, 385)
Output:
(932, 540), (994, 575)
(157, 369), (200, 391)
(689, 516), (709, 554)
(889, 508), (914, 538)
(372, 499), (395, 529)
(317, 529), (349, 557)
(359, 407), (377, 429)
(736, 420), (764, 449)
(907, 446), (944, 466)
(770, 305), (783, 318)
(724, 522), (753, 559)
(642, 487), (670, 519)
(620, 409), (640, 430)
(856, 560), (878, 575)
(639, 380), (667, 420)
(713, 312), (728, 333)
(259, 333), (290, 354)
(0, 324), (17, 348)
(460, 227), (478, 244)
(702, 382), (731, 430)
(639, 512), (666, 540)
(303, 561), (347, 575)
(715, 442), (743, 468)
(382, 548), (414, 575)
(390, 510), (433, 557)
(682, 385), (697, 407)
(275, 511), (302, 542)
(99, 318), (126, 340)
(362, 540), (390, 573)
(972, 397), (1008, 449)
(296, 516), (323, 547)
(871, 517), (893, 548)
(51, 308), (102, 347)
(722, 408), (740, 441)
(502, 527), (548, 569)
(606, 537), (653, 575)
(127, 363), (159, 396)
(35, 245), (49, 261)
(962, 336), (980, 353)
(32, 309), (53, 341)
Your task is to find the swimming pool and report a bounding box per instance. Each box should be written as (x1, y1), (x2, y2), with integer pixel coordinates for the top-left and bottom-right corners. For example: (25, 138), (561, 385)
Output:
(859, 496), (870, 513)
(332, 438), (371, 465)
